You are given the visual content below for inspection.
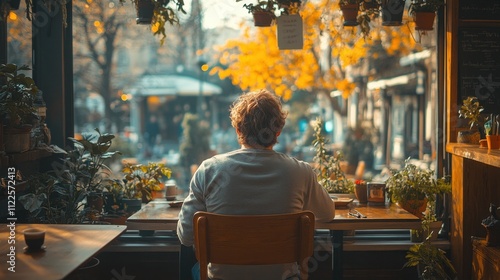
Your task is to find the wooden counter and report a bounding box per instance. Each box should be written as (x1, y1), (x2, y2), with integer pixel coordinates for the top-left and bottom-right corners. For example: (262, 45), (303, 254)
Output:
(446, 143), (500, 279)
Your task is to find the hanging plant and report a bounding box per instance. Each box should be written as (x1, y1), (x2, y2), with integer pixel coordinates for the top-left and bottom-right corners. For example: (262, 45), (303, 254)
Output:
(380, 0), (406, 26)
(243, 1), (277, 27)
(408, 0), (444, 31)
(120, 0), (186, 45)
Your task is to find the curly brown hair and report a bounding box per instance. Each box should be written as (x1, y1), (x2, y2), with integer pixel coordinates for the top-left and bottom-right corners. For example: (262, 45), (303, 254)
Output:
(229, 89), (287, 148)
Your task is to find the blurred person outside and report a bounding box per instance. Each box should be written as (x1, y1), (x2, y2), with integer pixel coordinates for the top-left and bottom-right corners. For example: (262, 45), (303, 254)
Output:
(144, 115), (160, 158)
(177, 89), (335, 280)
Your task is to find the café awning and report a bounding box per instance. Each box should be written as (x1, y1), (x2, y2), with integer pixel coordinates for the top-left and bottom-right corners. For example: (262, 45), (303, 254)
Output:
(130, 74), (222, 97)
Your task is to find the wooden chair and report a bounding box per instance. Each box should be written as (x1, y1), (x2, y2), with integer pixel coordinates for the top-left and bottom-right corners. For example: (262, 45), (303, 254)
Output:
(193, 211), (315, 280)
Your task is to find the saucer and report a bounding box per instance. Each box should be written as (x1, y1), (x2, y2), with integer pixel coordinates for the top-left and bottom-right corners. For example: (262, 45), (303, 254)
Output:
(165, 196), (177, 201)
(23, 245), (46, 252)
(168, 201), (183, 208)
(332, 198), (354, 208)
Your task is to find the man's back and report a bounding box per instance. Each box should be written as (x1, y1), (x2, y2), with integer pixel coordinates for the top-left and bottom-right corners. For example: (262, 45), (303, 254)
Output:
(178, 149), (334, 280)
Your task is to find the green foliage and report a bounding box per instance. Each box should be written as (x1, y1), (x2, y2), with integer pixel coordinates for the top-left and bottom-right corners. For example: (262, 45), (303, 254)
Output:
(340, 0), (362, 6)
(404, 236), (457, 280)
(409, 0), (445, 14)
(179, 113), (212, 169)
(458, 96), (485, 130)
(0, 63), (39, 127)
(19, 129), (121, 223)
(121, 0), (186, 46)
(118, 162), (171, 200)
(311, 118), (354, 194)
(241, 0), (300, 15)
(386, 158), (450, 206)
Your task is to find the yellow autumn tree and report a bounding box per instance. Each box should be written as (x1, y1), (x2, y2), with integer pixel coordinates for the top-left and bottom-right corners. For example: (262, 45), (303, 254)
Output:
(211, 0), (420, 116)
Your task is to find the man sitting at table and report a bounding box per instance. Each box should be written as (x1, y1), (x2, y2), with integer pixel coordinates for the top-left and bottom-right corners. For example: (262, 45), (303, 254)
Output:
(177, 89), (335, 280)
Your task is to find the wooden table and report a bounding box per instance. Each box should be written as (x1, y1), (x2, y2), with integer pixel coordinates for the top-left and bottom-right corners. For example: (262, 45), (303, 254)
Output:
(127, 200), (420, 279)
(0, 224), (127, 280)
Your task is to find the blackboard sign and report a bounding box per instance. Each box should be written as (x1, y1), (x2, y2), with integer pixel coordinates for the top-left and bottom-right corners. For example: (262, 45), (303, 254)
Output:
(458, 28), (500, 114)
(459, 0), (500, 20)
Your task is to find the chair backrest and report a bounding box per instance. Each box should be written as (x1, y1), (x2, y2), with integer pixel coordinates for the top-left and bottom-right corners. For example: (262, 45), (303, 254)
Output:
(193, 211), (315, 280)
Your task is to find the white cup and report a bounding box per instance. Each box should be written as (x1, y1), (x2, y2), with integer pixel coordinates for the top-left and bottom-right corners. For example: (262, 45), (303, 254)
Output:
(165, 183), (177, 197)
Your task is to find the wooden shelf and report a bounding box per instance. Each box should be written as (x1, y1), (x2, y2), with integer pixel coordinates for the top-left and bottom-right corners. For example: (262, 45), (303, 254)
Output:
(0, 149), (58, 178)
(446, 142), (500, 279)
(446, 143), (500, 168)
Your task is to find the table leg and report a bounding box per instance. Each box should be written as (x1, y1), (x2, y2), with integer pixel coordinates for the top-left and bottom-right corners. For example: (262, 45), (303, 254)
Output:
(179, 244), (197, 280)
(331, 230), (343, 280)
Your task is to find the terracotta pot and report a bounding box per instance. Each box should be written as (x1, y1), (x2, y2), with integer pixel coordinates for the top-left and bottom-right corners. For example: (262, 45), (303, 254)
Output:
(341, 4), (360, 26)
(414, 12), (436, 31)
(381, 0), (406, 26)
(252, 11), (275, 27)
(486, 135), (500, 150)
(398, 198), (427, 219)
(3, 126), (32, 153)
(88, 192), (104, 213)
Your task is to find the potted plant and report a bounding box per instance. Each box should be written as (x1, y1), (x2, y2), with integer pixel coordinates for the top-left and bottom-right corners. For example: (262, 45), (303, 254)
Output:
(311, 118), (355, 195)
(380, 0), (406, 26)
(481, 203), (500, 246)
(0, 63), (39, 153)
(18, 129), (120, 223)
(339, 0), (361, 26)
(408, 0), (444, 31)
(121, 162), (172, 203)
(458, 96), (486, 144)
(404, 234), (457, 280)
(243, 1), (277, 27)
(354, 179), (368, 203)
(385, 158), (450, 219)
(119, 0), (186, 45)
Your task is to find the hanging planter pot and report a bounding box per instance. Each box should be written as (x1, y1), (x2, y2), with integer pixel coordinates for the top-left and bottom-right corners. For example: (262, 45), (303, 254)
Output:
(136, 0), (155, 25)
(340, 4), (360, 26)
(252, 10), (276, 27)
(381, 0), (406, 26)
(414, 11), (435, 31)
(7, 0), (21, 10)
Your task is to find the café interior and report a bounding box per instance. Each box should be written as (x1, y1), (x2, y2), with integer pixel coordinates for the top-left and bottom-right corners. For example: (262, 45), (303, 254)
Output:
(1, 1), (500, 280)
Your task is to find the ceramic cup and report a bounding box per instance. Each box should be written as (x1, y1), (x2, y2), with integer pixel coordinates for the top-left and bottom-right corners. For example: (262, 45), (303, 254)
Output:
(165, 183), (177, 199)
(23, 228), (46, 251)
